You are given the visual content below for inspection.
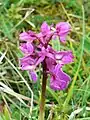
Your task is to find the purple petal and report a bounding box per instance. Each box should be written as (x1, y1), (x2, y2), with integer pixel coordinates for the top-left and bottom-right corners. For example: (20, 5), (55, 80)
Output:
(20, 56), (36, 70)
(19, 32), (30, 41)
(46, 58), (56, 72)
(61, 51), (74, 64)
(29, 71), (38, 82)
(26, 42), (34, 55)
(50, 65), (71, 90)
(35, 56), (45, 66)
(20, 43), (34, 55)
(46, 53), (55, 60)
(37, 22), (53, 44)
(55, 51), (74, 65)
(40, 22), (50, 34)
(56, 22), (71, 43)
(59, 35), (67, 43)
(36, 31), (53, 44)
(19, 43), (28, 54)
(56, 22), (71, 33)
(19, 30), (36, 41)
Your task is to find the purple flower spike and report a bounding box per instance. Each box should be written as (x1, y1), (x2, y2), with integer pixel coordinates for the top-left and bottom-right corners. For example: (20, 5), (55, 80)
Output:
(19, 21), (74, 90)
(56, 22), (71, 43)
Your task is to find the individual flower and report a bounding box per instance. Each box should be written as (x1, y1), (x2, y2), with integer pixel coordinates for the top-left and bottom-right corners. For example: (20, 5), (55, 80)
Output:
(20, 55), (36, 71)
(20, 55), (38, 81)
(36, 22), (53, 45)
(46, 50), (73, 90)
(55, 22), (71, 43)
(20, 42), (34, 55)
(55, 51), (74, 65)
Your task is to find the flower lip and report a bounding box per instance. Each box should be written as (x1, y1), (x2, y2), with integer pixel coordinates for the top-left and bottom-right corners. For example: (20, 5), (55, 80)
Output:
(50, 65), (71, 90)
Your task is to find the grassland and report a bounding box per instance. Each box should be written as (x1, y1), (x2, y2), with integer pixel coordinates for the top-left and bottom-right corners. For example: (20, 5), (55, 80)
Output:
(0, 0), (90, 120)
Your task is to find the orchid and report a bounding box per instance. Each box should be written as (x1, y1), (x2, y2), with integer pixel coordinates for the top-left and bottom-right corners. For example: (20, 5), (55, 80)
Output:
(19, 21), (74, 120)
(19, 21), (73, 91)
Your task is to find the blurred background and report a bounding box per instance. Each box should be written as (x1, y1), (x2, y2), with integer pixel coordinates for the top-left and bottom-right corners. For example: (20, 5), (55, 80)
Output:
(0, 0), (90, 120)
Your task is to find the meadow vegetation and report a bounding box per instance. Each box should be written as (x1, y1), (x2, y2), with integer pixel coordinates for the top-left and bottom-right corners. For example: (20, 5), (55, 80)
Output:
(0, 0), (90, 120)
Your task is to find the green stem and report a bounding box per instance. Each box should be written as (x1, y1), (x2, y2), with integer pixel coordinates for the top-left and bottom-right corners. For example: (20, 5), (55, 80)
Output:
(39, 60), (47, 120)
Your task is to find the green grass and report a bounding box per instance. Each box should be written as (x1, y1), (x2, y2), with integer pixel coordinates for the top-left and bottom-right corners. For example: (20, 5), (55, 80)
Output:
(0, 0), (90, 120)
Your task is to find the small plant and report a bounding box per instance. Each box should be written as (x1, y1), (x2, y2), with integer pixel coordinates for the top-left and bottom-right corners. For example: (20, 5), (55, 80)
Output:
(19, 21), (74, 120)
